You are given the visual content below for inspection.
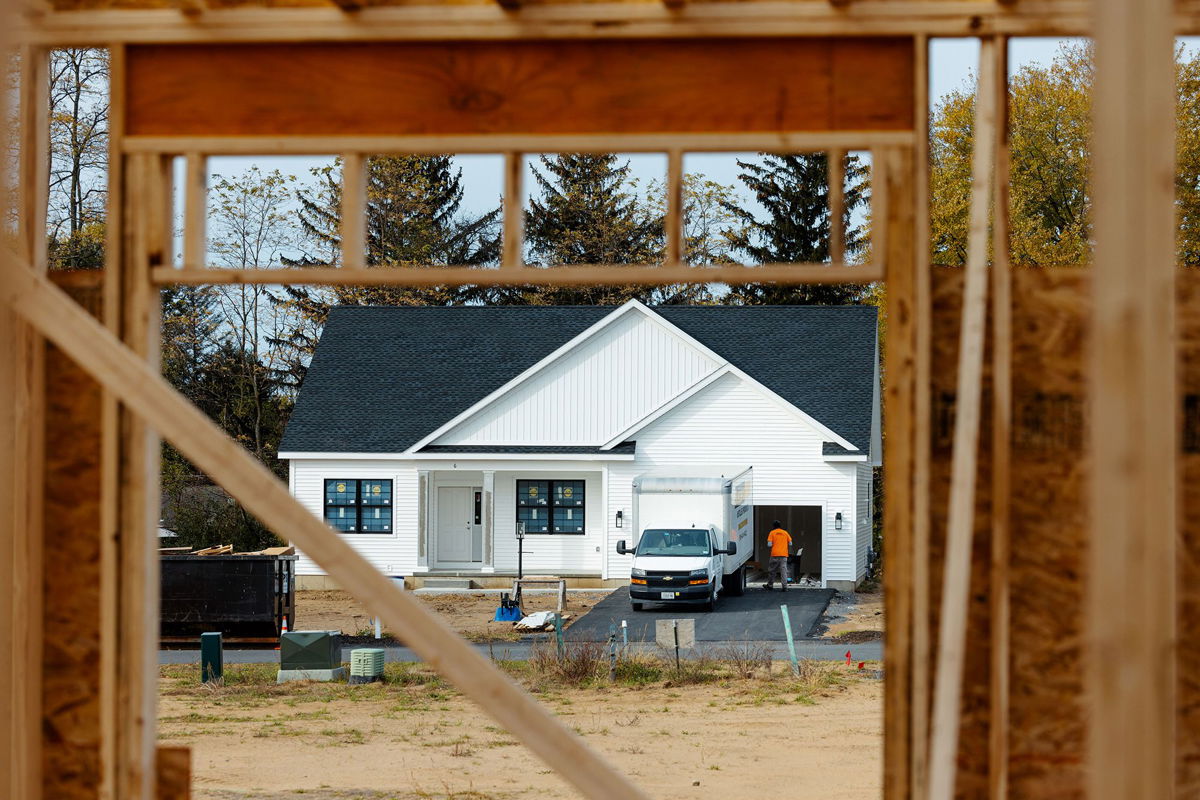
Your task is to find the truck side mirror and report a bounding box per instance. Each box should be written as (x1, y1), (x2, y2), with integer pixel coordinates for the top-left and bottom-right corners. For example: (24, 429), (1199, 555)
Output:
(616, 540), (629, 555)
(724, 542), (737, 556)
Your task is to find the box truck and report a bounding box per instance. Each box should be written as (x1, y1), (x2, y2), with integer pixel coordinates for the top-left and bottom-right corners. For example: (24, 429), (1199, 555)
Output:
(615, 468), (754, 612)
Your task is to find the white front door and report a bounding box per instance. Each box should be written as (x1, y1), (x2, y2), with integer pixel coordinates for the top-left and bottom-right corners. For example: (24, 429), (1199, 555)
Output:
(437, 487), (479, 565)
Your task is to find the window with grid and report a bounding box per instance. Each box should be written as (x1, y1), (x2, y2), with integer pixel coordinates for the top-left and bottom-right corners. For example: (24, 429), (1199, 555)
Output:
(517, 479), (584, 534)
(324, 479), (392, 533)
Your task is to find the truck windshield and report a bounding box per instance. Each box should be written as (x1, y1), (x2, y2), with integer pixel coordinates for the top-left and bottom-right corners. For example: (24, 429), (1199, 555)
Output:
(636, 529), (712, 557)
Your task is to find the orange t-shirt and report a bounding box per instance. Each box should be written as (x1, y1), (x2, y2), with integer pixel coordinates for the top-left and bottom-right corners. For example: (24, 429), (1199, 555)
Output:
(767, 528), (792, 557)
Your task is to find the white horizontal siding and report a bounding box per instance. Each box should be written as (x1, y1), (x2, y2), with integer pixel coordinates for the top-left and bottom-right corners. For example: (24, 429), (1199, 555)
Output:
(624, 373), (858, 584)
(290, 459), (418, 576)
(856, 462), (872, 582)
(435, 310), (720, 446)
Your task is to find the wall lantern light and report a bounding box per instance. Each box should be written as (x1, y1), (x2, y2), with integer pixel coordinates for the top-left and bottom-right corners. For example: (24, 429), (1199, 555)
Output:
(616, 509), (624, 528)
(835, 512), (843, 531)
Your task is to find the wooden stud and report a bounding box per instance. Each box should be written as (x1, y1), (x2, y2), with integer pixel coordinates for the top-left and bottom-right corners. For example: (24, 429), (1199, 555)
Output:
(988, 34), (1011, 800)
(927, 35), (999, 800)
(910, 32), (932, 800)
(880, 142), (916, 800)
(501, 152), (524, 271)
(495, 0), (522, 11)
(151, 263), (883, 287)
(18, 45), (48, 273)
(156, 747), (192, 800)
(0, 257), (655, 800)
(329, 0), (363, 11)
(182, 153), (206, 271)
(665, 150), (684, 266)
(121, 131), (915, 156)
(340, 153), (366, 270)
(1088, 0), (1178, 797)
(828, 149), (845, 265)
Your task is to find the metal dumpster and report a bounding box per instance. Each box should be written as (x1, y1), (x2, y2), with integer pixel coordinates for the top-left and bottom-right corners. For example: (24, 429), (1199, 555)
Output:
(160, 553), (296, 644)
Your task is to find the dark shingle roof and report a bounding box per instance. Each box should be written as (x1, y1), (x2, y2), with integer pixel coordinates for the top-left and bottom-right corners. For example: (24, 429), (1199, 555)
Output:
(280, 304), (877, 456)
(419, 442), (636, 455)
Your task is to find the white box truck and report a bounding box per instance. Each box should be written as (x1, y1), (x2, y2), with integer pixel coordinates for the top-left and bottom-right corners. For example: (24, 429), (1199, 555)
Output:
(615, 468), (754, 612)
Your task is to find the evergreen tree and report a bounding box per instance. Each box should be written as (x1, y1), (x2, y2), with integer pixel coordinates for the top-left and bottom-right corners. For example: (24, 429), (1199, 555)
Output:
(494, 154), (662, 305)
(721, 152), (870, 305)
(273, 155), (500, 386)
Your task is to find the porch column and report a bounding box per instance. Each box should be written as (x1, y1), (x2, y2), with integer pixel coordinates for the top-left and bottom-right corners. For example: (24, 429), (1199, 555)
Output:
(482, 470), (495, 571)
(417, 470), (430, 570)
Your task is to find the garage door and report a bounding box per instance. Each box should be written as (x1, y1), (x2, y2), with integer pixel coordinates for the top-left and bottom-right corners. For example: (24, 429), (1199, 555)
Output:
(754, 506), (822, 575)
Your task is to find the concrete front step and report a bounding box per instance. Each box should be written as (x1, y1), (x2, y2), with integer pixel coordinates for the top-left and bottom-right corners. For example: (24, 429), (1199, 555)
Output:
(421, 577), (475, 590)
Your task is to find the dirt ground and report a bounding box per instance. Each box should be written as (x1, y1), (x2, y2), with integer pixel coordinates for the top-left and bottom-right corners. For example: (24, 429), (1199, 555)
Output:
(159, 661), (882, 800)
(819, 591), (885, 641)
(296, 590), (607, 642)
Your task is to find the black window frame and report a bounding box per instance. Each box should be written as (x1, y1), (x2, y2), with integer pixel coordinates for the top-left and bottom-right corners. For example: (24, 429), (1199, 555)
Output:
(516, 479), (585, 535)
(324, 479), (393, 534)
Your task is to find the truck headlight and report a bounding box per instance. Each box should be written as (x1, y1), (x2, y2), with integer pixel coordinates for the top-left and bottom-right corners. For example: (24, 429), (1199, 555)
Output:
(687, 568), (710, 585)
(631, 568), (646, 578)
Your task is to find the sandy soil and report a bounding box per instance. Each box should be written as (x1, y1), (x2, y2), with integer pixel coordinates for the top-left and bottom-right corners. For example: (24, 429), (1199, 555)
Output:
(820, 591), (885, 640)
(296, 590), (607, 642)
(160, 665), (882, 800)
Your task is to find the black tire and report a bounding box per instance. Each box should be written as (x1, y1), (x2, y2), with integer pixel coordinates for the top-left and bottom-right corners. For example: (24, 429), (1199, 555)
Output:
(702, 584), (717, 613)
(631, 602), (644, 612)
(723, 566), (747, 597)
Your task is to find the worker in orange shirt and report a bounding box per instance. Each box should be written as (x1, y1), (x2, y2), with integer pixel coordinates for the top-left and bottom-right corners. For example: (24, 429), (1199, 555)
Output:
(765, 520), (792, 591)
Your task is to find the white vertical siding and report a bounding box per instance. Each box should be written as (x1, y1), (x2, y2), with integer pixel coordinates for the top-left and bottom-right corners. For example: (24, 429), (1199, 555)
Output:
(607, 373), (859, 584)
(290, 459), (418, 576)
(434, 311), (720, 446)
(855, 462), (872, 582)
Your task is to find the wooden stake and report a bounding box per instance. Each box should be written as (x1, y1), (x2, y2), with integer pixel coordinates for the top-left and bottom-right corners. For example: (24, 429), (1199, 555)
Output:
(1088, 0), (1177, 797)
(0, 257), (654, 800)
(927, 35), (999, 800)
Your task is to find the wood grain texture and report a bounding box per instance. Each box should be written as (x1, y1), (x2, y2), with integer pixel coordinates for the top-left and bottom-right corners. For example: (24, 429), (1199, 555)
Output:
(155, 746), (190, 800)
(123, 38), (915, 137)
(42, 272), (106, 800)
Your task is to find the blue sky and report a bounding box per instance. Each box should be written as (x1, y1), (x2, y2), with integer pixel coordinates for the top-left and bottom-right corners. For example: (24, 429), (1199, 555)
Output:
(200, 37), (1199, 259)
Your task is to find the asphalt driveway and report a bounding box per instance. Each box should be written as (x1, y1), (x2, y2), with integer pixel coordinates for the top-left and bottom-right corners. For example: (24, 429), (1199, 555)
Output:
(566, 586), (836, 643)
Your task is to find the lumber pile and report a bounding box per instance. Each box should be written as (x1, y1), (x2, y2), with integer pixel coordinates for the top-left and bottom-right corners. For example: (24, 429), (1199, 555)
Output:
(158, 544), (296, 556)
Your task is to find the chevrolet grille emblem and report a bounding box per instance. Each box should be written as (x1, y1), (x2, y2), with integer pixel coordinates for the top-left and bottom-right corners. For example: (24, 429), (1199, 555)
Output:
(663, 577), (673, 581)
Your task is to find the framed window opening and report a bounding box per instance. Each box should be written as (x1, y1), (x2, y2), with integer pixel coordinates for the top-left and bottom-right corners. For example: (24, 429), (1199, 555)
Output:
(516, 479), (585, 534)
(324, 478), (393, 533)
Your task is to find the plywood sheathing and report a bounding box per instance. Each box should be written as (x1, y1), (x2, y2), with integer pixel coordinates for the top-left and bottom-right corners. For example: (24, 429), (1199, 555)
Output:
(927, 266), (993, 800)
(1178, 273), (1200, 796)
(42, 270), (105, 800)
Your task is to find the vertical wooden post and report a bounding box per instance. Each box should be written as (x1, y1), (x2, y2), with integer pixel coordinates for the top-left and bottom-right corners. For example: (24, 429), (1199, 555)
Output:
(502, 151), (524, 270)
(928, 35), (999, 800)
(828, 149), (846, 265)
(1088, 0), (1177, 797)
(665, 149), (685, 265)
(182, 153), (207, 270)
(988, 34), (1012, 800)
(882, 142), (917, 800)
(340, 153), (366, 269)
(909, 31), (932, 800)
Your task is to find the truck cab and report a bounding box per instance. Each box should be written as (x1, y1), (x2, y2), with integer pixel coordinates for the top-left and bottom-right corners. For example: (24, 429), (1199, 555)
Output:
(616, 522), (736, 612)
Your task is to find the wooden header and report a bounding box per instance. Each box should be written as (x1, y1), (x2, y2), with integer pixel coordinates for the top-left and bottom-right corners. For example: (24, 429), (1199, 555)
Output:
(124, 37), (914, 138)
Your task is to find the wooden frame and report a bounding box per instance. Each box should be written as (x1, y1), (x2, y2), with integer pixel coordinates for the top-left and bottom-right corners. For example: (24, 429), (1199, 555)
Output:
(1, 2), (1192, 798)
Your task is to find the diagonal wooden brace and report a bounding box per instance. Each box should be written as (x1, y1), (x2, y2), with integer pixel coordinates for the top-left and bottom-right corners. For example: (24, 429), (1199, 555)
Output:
(0, 254), (651, 800)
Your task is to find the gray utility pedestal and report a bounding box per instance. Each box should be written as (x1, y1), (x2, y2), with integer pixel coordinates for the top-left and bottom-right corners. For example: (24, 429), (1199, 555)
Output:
(277, 630), (344, 683)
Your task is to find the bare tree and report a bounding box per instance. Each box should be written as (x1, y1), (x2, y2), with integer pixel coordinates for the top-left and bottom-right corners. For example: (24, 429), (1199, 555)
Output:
(47, 48), (108, 242)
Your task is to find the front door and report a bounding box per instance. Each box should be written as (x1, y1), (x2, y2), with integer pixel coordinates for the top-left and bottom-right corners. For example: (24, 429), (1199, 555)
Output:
(437, 487), (482, 565)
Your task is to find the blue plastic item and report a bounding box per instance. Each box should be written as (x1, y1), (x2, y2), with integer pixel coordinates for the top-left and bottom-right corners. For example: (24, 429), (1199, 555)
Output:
(494, 605), (522, 622)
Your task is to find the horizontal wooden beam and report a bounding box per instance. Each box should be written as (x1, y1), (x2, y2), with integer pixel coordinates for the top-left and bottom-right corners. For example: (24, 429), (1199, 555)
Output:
(120, 130), (914, 155)
(25, 0), (1200, 44)
(13, 1), (1162, 45)
(0, 254), (653, 800)
(149, 262), (884, 287)
(124, 38), (914, 137)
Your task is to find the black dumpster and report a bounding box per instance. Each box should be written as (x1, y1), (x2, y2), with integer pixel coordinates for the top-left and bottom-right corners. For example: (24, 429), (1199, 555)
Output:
(160, 554), (296, 643)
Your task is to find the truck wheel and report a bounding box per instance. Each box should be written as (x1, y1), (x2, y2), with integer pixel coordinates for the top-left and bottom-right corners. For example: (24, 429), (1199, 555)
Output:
(631, 602), (644, 612)
(723, 566), (747, 597)
(703, 585), (717, 613)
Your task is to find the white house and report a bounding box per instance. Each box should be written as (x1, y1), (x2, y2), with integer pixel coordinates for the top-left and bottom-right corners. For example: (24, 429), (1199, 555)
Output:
(279, 300), (880, 591)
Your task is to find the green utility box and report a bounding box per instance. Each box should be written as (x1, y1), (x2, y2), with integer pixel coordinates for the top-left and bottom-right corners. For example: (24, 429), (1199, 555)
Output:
(277, 630), (346, 683)
(280, 630), (342, 669)
(349, 648), (386, 684)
